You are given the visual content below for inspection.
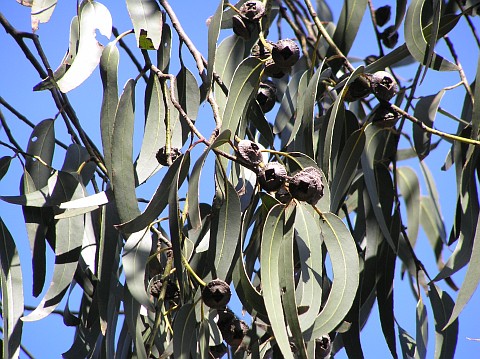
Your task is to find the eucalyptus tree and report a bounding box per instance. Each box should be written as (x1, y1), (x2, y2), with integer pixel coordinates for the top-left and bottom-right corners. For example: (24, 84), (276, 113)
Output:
(1, 0), (480, 358)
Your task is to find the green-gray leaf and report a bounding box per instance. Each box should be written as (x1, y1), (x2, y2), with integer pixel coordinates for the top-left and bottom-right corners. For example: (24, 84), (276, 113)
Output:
(126, 0), (163, 50)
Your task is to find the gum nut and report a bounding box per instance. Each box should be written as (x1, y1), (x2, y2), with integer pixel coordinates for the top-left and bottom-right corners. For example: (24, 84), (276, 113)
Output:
(272, 39), (300, 68)
(257, 81), (277, 113)
(258, 161), (287, 191)
(149, 279), (162, 298)
(289, 167), (324, 205)
(217, 314), (249, 347)
(264, 58), (288, 78)
(364, 54), (379, 65)
(202, 279), (231, 309)
(156, 146), (182, 166)
(251, 40), (273, 59)
(372, 103), (400, 128)
(381, 25), (399, 49)
(275, 186), (292, 203)
(237, 139), (263, 165)
(232, 15), (251, 40)
(375, 5), (391, 27)
(345, 76), (371, 102)
(314, 334), (332, 359)
(239, 0), (266, 22)
(367, 71), (398, 101)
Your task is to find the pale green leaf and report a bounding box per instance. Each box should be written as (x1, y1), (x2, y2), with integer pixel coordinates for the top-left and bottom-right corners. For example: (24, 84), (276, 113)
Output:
(31, 0), (57, 29)
(331, 0), (368, 56)
(397, 167), (420, 245)
(206, 0), (225, 96)
(274, 70), (305, 135)
(416, 297), (428, 359)
(126, 0), (163, 50)
(173, 303), (197, 359)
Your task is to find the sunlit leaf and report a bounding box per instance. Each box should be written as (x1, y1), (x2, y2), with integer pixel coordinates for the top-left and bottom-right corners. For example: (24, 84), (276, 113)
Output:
(221, 57), (263, 136)
(0, 217), (24, 359)
(428, 284), (458, 359)
(306, 213), (359, 339)
(111, 79), (141, 224)
(123, 228), (155, 312)
(260, 204), (294, 358)
(285, 71), (308, 148)
(398, 323), (417, 359)
(100, 42), (119, 175)
(31, 0), (57, 30)
(126, 0), (163, 50)
(404, 0), (457, 71)
(331, 0), (368, 56)
(274, 70), (305, 135)
(57, 2), (112, 92)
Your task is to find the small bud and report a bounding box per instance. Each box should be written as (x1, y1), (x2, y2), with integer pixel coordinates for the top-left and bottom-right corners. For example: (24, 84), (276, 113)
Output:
(315, 335), (332, 359)
(217, 309), (249, 347)
(289, 167), (324, 205)
(202, 279), (231, 309)
(257, 81), (277, 113)
(156, 146), (182, 166)
(258, 162), (287, 192)
(375, 5), (391, 27)
(237, 139), (263, 166)
(239, 0), (266, 22)
(381, 25), (399, 49)
(367, 71), (398, 101)
(272, 39), (300, 68)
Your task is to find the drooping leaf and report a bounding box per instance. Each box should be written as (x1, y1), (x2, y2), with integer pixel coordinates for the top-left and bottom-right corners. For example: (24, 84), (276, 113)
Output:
(274, 70), (305, 135)
(284, 70), (308, 148)
(416, 297), (428, 359)
(173, 303), (197, 359)
(260, 204), (294, 359)
(428, 284), (458, 359)
(0, 217), (24, 359)
(123, 228), (155, 312)
(111, 79), (141, 224)
(176, 65), (200, 144)
(126, 0), (163, 50)
(123, 286), (148, 358)
(306, 213), (359, 340)
(413, 91), (445, 160)
(397, 167), (420, 245)
(220, 57), (263, 136)
(157, 22), (172, 72)
(56, 2), (112, 92)
(0, 156), (12, 181)
(404, 0), (458, 71)
(206, 0), (225, 96)
(100, 41), (119, 176)
(397, 323), (417, 359)
(330, 129), (365, 213)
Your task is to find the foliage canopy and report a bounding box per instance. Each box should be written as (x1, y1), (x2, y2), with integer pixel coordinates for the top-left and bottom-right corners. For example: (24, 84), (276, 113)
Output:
(1, 0), (480, 358)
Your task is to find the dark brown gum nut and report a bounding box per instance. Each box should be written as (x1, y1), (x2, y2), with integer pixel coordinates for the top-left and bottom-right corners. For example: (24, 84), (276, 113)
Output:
(217, 310), (249, 348)
(364, 55), (379, 65)
(271, 39), (300, 68)
(149, 279), (163, 298)
(258, 162), (287, 192)
(202, 279), (231, 309)
(344, 76), (371, 102)
(314, 334), (332, 359)
(237, 139), (263, 166)
(372, 103), (400, 128)
(375, 5), (391, 27)
(257, 81), (277, 113)
(251, 40), (273, 59)
(367, 71), (398, 102)
(289, 166), (324, 205)
(156, 146), (182, 166)
(381, 25), (399, 49)
(264, 58), (288, 78)
(275, 186), (292, 204)
(239, 0), (266, 22)
(232, 15), (251, 40)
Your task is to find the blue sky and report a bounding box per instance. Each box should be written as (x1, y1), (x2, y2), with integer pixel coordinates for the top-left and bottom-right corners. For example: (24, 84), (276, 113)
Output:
(1, 0), (480, 357)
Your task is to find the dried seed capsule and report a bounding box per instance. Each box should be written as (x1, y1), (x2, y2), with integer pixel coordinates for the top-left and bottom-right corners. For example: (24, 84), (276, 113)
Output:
(272, 39), (300, 68)
(258, 162), (287, 192)
(367, 71), (398, 101)
(344, 76), (371, 102)
(264, 58), (288, 78)
(251, 40), (273, 59)
(232, 15), (252, 40)
(237, 139), (263, 165)
(315, 335), (332, 359)
(289, 167), (324, 205)
(275, 186), (292, 204)
(381, 25), (399, 49)
(149, 279), (163, 298)
(217, 310), (249, 347)
(364, 54), (379, 65)
(372, 103), (400, 128)
(257, 81), (277, 113)
(239, 0), (266, 22)
(156, 146), (182, 166)
(202, 279), (231, 309)
(375, 5), (391, 27)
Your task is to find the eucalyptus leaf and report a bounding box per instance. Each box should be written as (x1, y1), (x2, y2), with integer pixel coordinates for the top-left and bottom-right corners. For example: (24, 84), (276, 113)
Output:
(126, 0), (163, 50)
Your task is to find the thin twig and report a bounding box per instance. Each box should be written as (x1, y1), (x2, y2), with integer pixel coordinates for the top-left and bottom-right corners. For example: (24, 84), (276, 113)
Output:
(112, 27), (148, 83)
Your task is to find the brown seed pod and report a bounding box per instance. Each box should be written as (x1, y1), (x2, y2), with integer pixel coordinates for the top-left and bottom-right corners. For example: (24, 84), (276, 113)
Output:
(375, 5), (391, 27)
(257, 81), (277, 113)
(272, 39), (300, 68)
(289, 167), (324, 205)
(372, 103), (400, 128)
(344, 76), (371, 102)
(232, 15), (252, 40)
(239, 0), (266, 22)
(314, 334), (332, 359)
(149, 279), (163, 298)
(156, 146), (182, 166)
(275, 186), (292, 204)
(364, 54), (379, 65)
(367, 71), (398, 101)
(217, 310), (249, 347)
(258, 161), (287, 192)
(264, 58), (288, 78)
(202, 279), (231, 309)
(381, 25), (399, 49)
(251, 40), (273, 59)
(237, 139), (263, 165)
